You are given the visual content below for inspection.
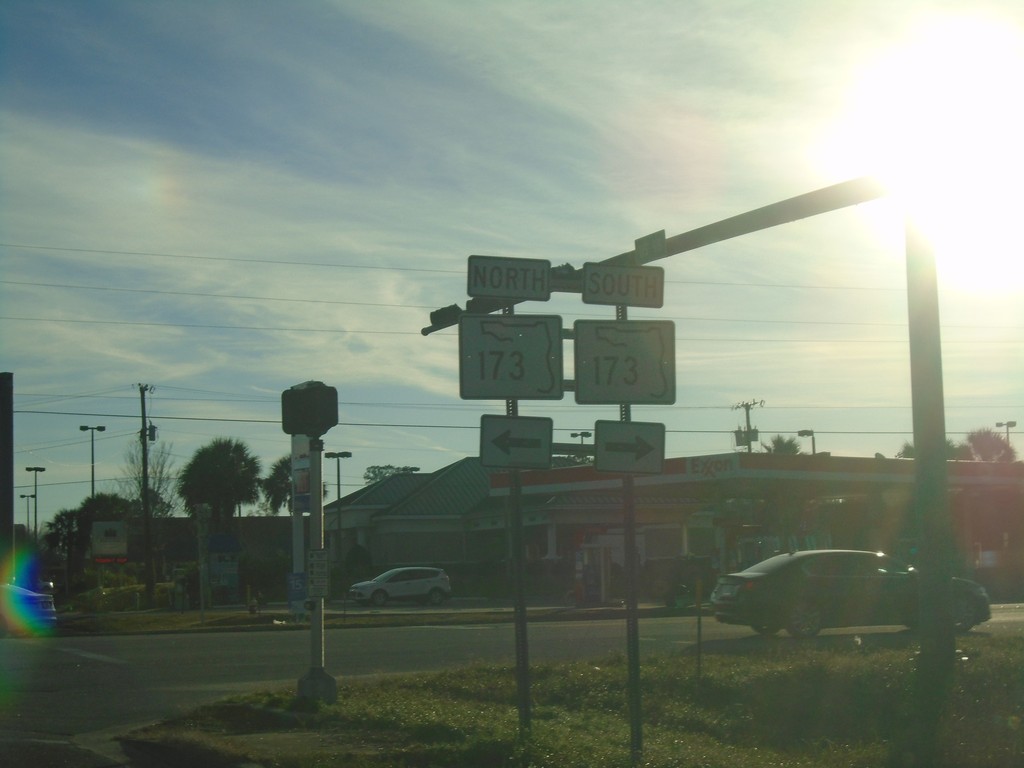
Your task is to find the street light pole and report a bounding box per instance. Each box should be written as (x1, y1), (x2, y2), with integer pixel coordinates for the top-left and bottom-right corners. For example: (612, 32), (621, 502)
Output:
(79, 425), (106, 496)
(323, 451), (352, 499)
(19, 494), (34, 535)
(570, 431), (592, 444)
(797, 429), (816, 455)
(996, 420), (1016, 446)
(25, 467), (45, 541)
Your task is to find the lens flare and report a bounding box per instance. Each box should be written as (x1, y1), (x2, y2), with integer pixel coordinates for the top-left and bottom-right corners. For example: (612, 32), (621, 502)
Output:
(1, 551), (56, 638)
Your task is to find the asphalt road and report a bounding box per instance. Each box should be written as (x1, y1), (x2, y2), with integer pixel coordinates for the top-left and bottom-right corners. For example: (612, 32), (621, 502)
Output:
(2, 604), (1021, 766)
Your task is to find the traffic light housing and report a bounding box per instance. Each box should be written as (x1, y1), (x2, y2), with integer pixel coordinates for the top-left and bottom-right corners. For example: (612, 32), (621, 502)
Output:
(281, 381), (338, 437)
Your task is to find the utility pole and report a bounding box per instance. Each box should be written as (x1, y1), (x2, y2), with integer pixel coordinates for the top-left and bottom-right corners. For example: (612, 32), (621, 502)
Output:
(2, 373), (13, 573)
(139, 384), (154, 606)
(733, 399), (764, 452)
(906, 220), (954, 764)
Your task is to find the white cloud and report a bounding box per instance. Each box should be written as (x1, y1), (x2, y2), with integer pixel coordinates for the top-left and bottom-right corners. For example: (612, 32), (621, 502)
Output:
(3, 1), (1021, 524)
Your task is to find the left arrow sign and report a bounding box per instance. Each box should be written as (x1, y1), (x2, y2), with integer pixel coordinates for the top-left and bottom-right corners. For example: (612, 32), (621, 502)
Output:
(493, 430), (543, 454)
(480, 415), (553, 470)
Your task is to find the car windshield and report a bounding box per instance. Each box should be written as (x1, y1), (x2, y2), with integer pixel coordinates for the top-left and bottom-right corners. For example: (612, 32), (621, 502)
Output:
(372, 569), (405, 583)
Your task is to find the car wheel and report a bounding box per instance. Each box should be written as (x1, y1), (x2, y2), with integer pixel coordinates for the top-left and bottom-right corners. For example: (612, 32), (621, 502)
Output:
(786, 601), (822, 638)
(952, 596), (975, 633)
(752, 624), (780, 636)
(370, 590), (388, 607)
(427, 588), (445, 606)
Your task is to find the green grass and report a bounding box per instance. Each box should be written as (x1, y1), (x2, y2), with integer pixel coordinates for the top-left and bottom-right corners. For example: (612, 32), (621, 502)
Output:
(122, 635), (1024, 767)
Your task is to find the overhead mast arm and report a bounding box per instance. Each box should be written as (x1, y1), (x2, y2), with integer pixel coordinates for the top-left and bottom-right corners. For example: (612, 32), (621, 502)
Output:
(421, 175), (885, 335)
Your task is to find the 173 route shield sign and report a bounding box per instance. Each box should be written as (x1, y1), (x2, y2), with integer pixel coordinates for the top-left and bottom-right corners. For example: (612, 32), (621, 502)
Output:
(573, 320), (675, 405)
(459, 315), (564, 400)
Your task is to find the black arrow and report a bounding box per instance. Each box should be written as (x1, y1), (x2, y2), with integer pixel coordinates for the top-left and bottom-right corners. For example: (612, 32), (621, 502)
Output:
(493, 430), (543, 455)
(605, 436), (654, 460)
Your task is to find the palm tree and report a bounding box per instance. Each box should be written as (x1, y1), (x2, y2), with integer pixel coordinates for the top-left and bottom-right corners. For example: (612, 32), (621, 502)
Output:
(177, 438), (262, 531)
(963, 427), (1017, 462)
(260, 455), (292, 515)
(895, 439), (968, 459)
(895, 429), (1015, 462)
(363, 465), (421, 484)
(760, 435), (802, 454)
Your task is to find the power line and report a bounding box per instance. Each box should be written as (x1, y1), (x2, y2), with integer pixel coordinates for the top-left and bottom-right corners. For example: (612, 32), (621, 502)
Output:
(1, 241), (907, 291)
(12, 278), (1014, 330)
(0, 279), (437, 310)
(5, 315), (1018, 344)
(0, 242), (458, 274)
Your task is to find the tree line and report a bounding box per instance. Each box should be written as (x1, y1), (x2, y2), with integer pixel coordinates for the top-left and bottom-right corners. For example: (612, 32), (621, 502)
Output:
(42, 429), (1016, 591)
(41, 436), (416, 590)
(761, 427), (1017, 462)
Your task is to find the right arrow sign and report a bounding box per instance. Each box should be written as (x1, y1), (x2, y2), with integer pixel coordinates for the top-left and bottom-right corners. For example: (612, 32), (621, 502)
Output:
(595, 420), (665, 474)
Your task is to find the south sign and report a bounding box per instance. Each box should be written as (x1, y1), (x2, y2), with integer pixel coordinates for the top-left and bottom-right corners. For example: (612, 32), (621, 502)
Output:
(582, 263), (664, 308)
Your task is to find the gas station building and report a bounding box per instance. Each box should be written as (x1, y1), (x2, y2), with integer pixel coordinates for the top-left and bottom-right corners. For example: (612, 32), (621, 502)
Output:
(472, 453), (1024, 602)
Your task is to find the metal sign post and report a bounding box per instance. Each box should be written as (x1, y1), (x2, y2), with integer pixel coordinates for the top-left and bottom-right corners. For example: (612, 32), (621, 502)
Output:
(620, 231), (667, 765)
(509, 462), (531, 736)
(298, 436), (336, 704)
(282, 381), (339, 705)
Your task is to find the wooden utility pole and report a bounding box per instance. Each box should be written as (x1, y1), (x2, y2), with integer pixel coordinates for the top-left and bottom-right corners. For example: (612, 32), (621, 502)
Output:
(139, 384), (154, 606)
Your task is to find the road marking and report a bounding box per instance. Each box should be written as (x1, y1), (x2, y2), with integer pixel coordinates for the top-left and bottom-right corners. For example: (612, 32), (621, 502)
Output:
(57, 647), (128, 665)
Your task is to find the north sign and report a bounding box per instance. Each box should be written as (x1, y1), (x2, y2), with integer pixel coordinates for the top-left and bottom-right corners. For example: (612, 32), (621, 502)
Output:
(467, 255), (551, 301)
(573, 320), (675, 405)
(480, 415), (553, 469)
(582, 263), (664, 308)
(594, 420), (665, 474)
(459, 315), (563, 400)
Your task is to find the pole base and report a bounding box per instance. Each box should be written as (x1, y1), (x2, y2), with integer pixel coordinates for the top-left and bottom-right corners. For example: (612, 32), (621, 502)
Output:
(298, 667), (337, 704)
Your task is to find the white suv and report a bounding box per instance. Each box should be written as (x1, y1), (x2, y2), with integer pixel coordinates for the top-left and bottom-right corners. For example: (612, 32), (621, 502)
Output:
(347, 567), (451, 607)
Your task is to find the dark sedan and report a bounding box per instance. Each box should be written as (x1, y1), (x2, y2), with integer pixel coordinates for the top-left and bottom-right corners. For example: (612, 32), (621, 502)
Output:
(710, 549), (991, 638)
(1, 583), (58, 638)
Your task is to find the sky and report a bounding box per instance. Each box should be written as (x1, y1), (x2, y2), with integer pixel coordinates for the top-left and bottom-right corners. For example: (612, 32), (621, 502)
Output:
(3, 0), (1022, 532)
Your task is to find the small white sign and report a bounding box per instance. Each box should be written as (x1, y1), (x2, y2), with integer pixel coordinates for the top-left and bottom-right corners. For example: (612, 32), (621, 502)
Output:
(582, 263), (664, 308)
(595, 421), (665, 474)
(480, 415), (553, 469)
(91, 521), (128, 558)
(307, 549), (329, 598)
(467, 255), (551, 300)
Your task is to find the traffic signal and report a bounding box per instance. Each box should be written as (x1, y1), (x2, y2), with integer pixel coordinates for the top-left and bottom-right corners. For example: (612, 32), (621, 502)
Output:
(282, 381), (338, 437)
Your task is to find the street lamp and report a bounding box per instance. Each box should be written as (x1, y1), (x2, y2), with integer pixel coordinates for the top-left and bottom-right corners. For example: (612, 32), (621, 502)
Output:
(323, 451), (352, 499)
(996, 420), (1016, 445)
(797, 429), (816, 455)
(25, 466), (46, 541)
(79, 425), (106, 496)
(19, 494), (34, 534)
(571, 431), (592, 444)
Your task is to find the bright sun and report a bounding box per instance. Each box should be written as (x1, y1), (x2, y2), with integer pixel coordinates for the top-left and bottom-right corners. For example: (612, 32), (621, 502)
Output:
(819, 13), (1024, 294)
